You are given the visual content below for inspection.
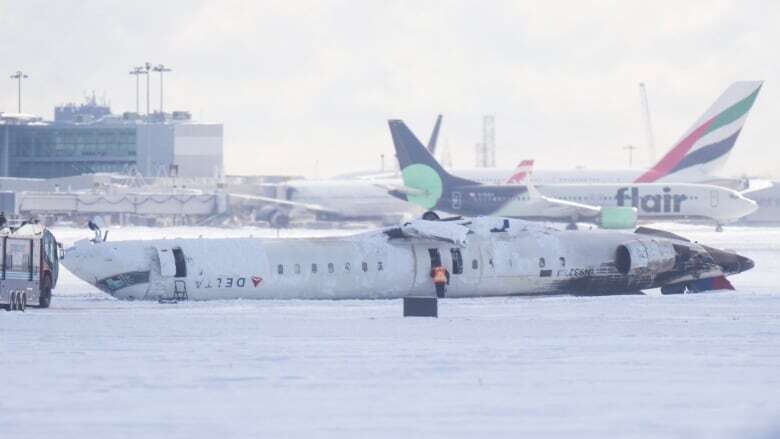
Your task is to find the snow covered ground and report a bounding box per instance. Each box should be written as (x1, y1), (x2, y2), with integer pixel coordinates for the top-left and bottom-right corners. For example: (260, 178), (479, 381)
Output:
(2, 223), (780, 438)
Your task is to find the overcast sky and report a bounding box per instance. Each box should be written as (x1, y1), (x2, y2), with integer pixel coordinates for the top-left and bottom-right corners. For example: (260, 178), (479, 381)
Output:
(1, 0), (777, 177)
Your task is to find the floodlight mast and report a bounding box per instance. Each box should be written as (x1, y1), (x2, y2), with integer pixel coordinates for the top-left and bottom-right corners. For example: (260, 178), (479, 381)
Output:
(152, 64), (172, 114)
(144, 62), (151, 115)
(129, 66), (147, 114)
(10, 70), (29, 113)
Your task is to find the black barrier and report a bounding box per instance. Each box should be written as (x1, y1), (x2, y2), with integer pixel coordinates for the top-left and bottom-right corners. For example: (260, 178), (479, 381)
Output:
(403, 296), (438, 318)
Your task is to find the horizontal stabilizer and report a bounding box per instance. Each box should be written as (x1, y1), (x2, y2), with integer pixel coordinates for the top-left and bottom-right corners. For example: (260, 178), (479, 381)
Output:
(740, 179), (774, 195)
(374, 182), (427, 197)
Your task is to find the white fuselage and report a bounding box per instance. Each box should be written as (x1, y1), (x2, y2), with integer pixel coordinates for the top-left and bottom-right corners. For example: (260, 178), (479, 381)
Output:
(534, 183), (756, 223)
(285, 178), (422, 221)
(285, 174), (753, 225)
(65, 219), (677, 301)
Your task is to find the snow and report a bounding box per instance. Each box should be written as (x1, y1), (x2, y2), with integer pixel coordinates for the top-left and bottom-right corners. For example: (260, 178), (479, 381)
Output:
(2, 223), (780, 438)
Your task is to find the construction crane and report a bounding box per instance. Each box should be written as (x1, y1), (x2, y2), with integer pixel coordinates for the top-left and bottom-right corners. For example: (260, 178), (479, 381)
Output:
(639, 82), (656, 164)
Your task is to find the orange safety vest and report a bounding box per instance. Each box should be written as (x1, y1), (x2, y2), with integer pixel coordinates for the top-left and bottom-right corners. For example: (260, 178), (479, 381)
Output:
(432, 266), (448, 284)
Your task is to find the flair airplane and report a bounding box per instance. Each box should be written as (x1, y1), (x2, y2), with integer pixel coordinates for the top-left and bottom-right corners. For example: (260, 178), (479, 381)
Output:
(387, 120), (758, 230)
(63, 217), (753, 301)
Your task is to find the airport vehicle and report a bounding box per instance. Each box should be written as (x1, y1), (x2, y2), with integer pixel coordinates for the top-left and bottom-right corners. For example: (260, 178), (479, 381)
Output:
(387, 120), (758, 230)
(1, 223), (60, 311)
(63, 217), (753, 301)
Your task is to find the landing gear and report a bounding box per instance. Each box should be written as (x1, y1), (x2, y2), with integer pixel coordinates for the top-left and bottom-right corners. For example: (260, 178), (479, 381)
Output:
(715, 223), (724, 233)
(565, 222), (578, 230)
(422, 211), (440, 221)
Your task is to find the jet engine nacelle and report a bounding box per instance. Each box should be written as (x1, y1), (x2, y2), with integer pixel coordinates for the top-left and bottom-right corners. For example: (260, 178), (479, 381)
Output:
(615, 238), (677, 275)
(599, 206), (638, 230)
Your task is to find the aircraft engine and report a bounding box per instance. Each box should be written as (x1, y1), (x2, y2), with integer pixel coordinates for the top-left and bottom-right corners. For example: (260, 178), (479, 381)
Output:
(599, 206), (638, 229)
(615, 238), (677, 275)
(257, 205), (291, 228)
(268, 210), (291, 228)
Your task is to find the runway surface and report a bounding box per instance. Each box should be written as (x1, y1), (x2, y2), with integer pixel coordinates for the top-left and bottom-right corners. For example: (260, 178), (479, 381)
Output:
(1, 224), (779, 438)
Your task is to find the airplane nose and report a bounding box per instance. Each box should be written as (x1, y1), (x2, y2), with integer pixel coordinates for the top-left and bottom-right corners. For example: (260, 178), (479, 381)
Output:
(63, 240), (155, 299)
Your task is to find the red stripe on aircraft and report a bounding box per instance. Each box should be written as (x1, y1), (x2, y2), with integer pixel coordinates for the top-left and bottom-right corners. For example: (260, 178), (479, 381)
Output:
(634, 117), (716, 183)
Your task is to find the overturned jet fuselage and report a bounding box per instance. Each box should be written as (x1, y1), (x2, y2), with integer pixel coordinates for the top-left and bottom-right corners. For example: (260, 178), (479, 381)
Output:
(63, 218), (753, 301)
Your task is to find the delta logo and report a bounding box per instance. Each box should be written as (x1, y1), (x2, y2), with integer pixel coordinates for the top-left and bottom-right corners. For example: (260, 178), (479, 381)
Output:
(616, 187), (688, 213)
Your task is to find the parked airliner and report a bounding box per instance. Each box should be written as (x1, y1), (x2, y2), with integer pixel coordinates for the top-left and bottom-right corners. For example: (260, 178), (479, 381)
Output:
(387, 120), (757, 230)
(242, 81), (761, 226)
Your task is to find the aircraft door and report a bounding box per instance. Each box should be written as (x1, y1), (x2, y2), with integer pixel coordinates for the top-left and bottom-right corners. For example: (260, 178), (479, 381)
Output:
(411, 245), (444, 292)
(156, 248), (176, 277)
(155, 247), (187, 278)
(710, 190), (719, 208)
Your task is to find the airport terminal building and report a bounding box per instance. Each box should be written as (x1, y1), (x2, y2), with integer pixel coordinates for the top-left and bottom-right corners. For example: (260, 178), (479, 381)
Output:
(0, 100), (223, 179)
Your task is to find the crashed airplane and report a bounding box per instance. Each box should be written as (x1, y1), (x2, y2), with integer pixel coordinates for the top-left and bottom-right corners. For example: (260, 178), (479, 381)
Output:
(63, 217), (753, 301)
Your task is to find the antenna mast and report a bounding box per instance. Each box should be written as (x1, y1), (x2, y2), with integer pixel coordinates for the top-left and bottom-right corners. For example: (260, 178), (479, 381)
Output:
(475, 115), (496, 167)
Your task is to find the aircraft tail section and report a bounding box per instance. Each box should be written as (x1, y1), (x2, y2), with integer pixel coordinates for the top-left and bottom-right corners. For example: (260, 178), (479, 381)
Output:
(506, 160), (535, 184)
(388, 119), (474, 209)
(635, 81), (763, 183)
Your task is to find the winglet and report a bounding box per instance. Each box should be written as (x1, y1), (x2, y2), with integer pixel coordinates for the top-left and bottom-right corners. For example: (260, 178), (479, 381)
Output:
(427, 114), (443, 155)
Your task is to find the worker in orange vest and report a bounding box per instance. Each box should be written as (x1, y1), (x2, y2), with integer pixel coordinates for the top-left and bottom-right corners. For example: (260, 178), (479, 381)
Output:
(430, 265), (450, 298)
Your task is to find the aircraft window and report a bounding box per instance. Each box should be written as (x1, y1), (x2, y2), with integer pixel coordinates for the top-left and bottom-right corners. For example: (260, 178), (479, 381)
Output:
(377, 261), (383, 271)
(294, 264), (301, 275)
(362, 262), (368, 272)
(328, 262), (334, 274)
(472, 259), (478, 270)
(96, 271), (151, 293)
(539, 257), (546, 268)
(451, 248), (463, 274)
(345, 262), (351, 272)
(559, 257), (566, 267)
(311, 263), (318, 274)
(277, 264), (284, 275)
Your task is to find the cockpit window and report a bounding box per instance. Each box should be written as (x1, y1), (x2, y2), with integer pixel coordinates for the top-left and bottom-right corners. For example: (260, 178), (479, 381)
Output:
(96, 271), (150, 293)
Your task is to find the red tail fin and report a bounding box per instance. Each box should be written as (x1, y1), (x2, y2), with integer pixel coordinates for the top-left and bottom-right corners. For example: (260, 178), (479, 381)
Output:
(506, 160), (535, 184)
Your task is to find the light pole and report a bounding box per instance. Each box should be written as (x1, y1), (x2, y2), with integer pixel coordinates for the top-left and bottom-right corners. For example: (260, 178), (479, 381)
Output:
(129, 66), (146, 114)
(623, 144), (637, 168)
(152, 64), (172, 114)
(144, 62), (151, 115)
(10, 70), (29, 113)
